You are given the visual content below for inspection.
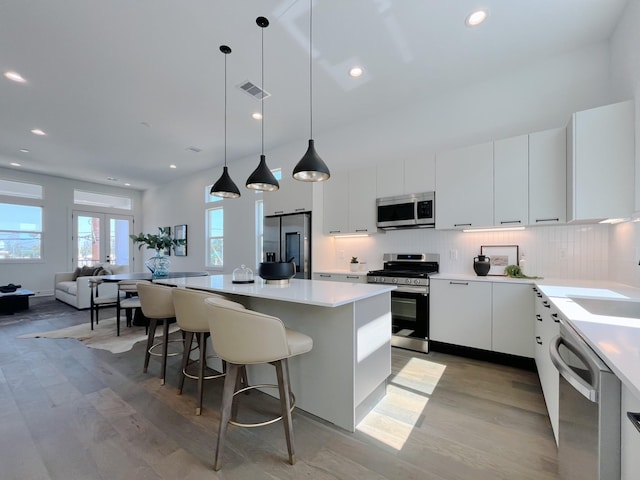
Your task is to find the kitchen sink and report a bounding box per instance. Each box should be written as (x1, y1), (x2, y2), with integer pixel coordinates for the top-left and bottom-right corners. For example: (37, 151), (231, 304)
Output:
(569, 296), (640, 319)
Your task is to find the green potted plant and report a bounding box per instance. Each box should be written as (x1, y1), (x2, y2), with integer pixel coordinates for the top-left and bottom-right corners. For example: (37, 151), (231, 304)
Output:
(129, 227), (186, 277)
(350, 256), (359, 272)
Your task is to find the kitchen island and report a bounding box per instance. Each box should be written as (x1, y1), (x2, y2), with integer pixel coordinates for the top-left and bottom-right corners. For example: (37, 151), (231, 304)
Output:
(158, 275), (395, 432)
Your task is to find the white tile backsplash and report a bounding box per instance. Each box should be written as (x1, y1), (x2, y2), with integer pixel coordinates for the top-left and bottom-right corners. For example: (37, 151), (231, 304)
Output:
(328, 223), (613, 280)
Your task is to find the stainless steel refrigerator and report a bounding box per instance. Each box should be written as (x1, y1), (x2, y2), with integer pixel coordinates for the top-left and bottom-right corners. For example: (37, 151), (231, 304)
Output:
(263, 212), (311, 279)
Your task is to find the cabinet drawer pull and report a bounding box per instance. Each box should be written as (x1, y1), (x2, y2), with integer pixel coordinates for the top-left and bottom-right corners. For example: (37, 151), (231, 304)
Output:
(346, 276), (359, 279)
(500, 220), (521, 225)
(542, 301), (551, 308)
(454, 223), (472, 227)
(536, 314), (542, 322)
(274, 210), (284, 214)
(551, 313), (560, 323)
(319, 274), (331, 278)
(449, 281), (468, 285)
(535, 336), (543, 345)
(355, 229), (368, 232)
(535, 218), (560, 223)
(627, 412), (640, 434)
(329, 230), (341, 234)
(294, 208), (306, 212)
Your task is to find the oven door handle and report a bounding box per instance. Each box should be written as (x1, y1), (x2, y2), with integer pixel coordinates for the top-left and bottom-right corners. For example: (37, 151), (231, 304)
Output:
(549, 335), (599, 402)
(394, 286), (428, 295)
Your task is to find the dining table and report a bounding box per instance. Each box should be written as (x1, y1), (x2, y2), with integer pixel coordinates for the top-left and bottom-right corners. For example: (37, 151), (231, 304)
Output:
(99, 271), (209, 325)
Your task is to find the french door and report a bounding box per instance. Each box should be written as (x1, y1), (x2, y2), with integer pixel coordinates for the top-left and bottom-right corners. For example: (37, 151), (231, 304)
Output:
(73, 211), (133, 269)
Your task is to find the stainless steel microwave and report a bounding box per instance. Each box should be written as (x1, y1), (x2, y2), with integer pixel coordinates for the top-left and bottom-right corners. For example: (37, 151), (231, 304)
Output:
(376, 192), (435, 229)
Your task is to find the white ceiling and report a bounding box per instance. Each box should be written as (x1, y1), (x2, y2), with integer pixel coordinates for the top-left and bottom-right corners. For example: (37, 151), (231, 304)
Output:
(0, 0), (629, 190)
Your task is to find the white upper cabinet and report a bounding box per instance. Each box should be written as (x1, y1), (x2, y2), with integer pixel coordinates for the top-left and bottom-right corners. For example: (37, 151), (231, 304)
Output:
(567, 100), (635, 222)
(376, 162), (404, 198)
(529, 127), (566, 224)
(494, 135), (529, 227)
(435, 142), (494, 229)
(323, 173), (349, 234)
(348, 166), (377, 234)
(404, 155), (436, 194)
(376, 155), (435, 198)
(323, 167), (377, 235)
(263, 176), (313, 216)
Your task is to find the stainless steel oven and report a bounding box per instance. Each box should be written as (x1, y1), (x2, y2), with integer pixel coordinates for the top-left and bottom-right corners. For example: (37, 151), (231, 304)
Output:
(550, 322), (620, 480)
(367, 253), (439, 353)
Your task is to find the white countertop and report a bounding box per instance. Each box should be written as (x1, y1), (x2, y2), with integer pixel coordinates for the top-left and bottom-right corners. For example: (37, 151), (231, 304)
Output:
(431, 273), (535, 284)
(536, 281), (640, 398)
(157, 275), (395, 308)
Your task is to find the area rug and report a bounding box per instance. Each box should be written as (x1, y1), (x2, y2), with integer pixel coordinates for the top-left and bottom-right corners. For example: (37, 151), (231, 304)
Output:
(17, 318), (180, 354)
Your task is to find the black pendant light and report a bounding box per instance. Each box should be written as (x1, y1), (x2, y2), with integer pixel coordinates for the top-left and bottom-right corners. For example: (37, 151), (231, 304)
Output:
(246, 16), (279, 192)
(211, 45), (241, 198)
(293, 0), (330, 182)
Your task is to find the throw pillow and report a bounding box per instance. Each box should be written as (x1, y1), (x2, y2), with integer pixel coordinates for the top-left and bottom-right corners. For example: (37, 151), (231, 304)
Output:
(72, 267), (82, 280)
(77, 265), (98, 277)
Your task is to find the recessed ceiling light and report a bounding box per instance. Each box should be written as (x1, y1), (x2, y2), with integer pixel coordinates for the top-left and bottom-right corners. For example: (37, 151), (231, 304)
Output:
(466, 9), (488, 26)
(252, 112), (262, 120)
(10, 162), (21, 167)
(4, 71), (26, 83)
(19, 148), (30, 153)
(31, 128), (46, 136)
(349, 67), (363, 78)
(170, 164), (177, 169)
(124, 183), (131, 187)
(107, 177), (119, 182)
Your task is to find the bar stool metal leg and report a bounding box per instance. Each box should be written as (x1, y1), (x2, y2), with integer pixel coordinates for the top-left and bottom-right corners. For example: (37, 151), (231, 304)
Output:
(215, 363), (240, 471)
(276, 358), (295, 465)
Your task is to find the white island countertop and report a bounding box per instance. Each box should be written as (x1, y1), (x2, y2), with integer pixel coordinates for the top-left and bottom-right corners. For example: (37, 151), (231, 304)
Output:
(536, 281), (640, 399)
(157, 275), (395, 307)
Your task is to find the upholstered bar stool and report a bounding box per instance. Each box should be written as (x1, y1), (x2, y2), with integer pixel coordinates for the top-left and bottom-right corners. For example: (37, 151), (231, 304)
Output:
(204, 297), (313, 470)
(137, 283), (180, 385)
(116, 280), (150, 336)
(89, 278), (119, 330)
(172, 288), (242, 415)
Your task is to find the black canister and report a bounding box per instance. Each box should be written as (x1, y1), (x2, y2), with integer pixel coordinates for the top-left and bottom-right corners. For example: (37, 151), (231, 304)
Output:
(473, 255), (491, 276)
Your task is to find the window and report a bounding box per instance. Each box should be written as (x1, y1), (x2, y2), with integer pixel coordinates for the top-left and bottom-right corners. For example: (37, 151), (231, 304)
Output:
(0, 179), (43, 199)
(206, 207), (224, 267)
(205, 185), (223, 203)
(74, 190), (132, 210)
(0, 203), (43, 260)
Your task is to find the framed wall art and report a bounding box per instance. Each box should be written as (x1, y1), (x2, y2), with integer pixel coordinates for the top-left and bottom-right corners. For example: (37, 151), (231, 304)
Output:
(480, 245), (519, 276)
(174, 224), (187, 256)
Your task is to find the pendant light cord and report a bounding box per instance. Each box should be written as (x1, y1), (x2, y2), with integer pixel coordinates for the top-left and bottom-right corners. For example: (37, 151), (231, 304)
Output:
(224, 52), (228, 167)
(309, 0), (313, 139)
(261, 24), (265, 156)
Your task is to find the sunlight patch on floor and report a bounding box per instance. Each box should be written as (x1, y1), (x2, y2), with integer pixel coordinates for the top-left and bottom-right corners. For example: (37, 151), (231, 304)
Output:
(357, 356), (446, 450)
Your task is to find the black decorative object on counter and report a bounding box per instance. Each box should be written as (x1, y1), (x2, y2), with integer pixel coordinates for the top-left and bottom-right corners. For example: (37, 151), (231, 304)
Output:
(473, 255), (491, 276)
(258, 260), (296, 282)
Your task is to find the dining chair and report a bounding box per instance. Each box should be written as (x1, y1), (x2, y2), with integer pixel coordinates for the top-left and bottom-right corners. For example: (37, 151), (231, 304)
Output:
(89, 278), (119, 331)
(115, 280), (150, 336)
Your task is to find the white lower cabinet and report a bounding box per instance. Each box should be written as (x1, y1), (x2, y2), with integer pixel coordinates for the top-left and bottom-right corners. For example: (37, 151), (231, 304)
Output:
(430, 279), (534, 357)
(313, 273), (367, 283)
(492, 283), (534, 357)
(430, 279), (492, 350)
(622, 385), (640, 479)
(533, 287), (559, 444)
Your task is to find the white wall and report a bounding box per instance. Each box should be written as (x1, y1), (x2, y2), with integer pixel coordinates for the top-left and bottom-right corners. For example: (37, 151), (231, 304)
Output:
(0, 166), (143, 295)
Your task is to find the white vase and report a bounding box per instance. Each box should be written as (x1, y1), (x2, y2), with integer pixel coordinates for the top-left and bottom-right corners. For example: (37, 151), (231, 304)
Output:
(349, 263), (359, 272)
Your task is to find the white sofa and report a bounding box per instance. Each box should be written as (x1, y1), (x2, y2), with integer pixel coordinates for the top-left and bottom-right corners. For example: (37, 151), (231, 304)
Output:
(54, 264), (130, 309)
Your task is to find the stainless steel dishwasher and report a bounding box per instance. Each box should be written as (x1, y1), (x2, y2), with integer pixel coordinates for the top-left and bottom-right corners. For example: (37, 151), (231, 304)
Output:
(549, 323), (620, 480)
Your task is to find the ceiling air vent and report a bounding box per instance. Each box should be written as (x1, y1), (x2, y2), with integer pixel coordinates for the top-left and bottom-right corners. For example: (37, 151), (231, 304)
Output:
(186, 146), (202, 153)
(237, 80), (270, 100)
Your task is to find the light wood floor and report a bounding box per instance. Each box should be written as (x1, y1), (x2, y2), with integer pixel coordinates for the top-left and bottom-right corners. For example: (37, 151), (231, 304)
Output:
(0, 298), (559, 479)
